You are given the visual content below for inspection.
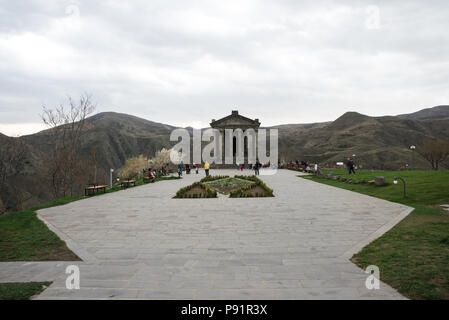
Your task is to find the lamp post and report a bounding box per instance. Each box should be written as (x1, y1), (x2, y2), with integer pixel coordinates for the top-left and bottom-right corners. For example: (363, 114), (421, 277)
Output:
(110, 168), (114, 188)
(410, 145), (416, 170)
(394, 177), (407, 198)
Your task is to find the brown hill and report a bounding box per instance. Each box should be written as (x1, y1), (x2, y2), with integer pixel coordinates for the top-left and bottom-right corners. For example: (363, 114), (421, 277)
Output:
(22, 112), (176, 174)
(276, 111), (449, 169)
(398, 105), (449, 120)
(1, 107), (449, 212)
(1, 112), (176, 211)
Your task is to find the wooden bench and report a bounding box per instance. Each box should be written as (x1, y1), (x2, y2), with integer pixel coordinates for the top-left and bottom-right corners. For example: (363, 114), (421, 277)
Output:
(120, 180), (136, 188)
(85, 184), (107, 196)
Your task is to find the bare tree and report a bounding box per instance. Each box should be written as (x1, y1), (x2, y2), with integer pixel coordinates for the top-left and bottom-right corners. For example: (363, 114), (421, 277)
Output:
(41, 93), (96, 198)
(416, 138), (449, 170)
(0, 137), (28, 212)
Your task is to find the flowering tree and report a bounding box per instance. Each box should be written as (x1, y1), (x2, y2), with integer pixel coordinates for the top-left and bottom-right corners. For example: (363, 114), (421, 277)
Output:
(118, 155), (148, 180)
(148, 148), (175, 171)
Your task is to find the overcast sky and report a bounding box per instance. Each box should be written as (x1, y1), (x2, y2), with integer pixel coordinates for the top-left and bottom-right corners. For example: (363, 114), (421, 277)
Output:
(1, 0), (449, 136)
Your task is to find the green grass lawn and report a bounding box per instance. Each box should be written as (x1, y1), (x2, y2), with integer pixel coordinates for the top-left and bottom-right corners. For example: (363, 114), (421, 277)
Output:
(302, 169), (449, 300)
(0, 282), (51, 300)
(0, 175), (180, 261)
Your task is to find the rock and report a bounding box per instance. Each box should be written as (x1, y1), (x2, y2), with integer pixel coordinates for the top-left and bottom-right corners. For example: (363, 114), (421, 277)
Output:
(368, 180), (375, 185)
(374, 176), (387, 186)
(340, 177), (347, 182)
(347, 178), (353, 184)
(360, 179), (367, 184)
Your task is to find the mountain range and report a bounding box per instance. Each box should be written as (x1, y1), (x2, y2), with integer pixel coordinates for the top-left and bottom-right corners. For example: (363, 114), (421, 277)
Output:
(1, 105), (449, 212)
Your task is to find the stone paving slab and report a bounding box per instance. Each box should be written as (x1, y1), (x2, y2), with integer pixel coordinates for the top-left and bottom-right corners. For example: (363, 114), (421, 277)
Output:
(0, 169), (412, 299)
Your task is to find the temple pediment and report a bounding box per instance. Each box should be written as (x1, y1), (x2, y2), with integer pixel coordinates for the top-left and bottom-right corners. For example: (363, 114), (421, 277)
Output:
(210, 110), (260, 129)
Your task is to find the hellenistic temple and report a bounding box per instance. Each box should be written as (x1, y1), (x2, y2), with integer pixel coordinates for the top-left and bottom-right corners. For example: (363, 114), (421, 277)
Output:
(210, 110), (260, 166)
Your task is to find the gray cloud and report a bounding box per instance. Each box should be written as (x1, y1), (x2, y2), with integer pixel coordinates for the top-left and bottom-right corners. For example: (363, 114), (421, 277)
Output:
(1, 0), (448, 135)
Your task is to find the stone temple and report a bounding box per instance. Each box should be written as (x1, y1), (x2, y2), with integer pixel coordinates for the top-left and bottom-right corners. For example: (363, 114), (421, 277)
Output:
(210, 110), (261, 166)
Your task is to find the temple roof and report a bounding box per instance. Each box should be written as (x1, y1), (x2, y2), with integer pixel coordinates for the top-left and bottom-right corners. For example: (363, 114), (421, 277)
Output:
(210, 110), (260, 128)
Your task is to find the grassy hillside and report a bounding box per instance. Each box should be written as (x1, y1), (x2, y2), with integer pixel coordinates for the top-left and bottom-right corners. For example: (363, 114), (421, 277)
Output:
(278, 112), (449, 170)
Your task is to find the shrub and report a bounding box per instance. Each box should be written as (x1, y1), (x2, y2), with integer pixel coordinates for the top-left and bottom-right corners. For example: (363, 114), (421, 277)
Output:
(118, 155), (148, 180)
(230, 175), (274, 198)
(175, 181), (217, 198)
(200, 175), (229, 183)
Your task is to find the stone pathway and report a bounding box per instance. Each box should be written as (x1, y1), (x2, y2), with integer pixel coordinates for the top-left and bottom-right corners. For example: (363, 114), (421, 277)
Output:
(0, 169), (412, 299)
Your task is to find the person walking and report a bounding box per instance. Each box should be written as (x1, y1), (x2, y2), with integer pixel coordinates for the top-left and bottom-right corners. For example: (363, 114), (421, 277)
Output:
(195, 163), (199, 174)
(204, 161), (210, 176)
(254, 159), (261, 176)
(350, 158), (356, 174)
(178, 162), (184, 177)
(346, 158), (356, 175)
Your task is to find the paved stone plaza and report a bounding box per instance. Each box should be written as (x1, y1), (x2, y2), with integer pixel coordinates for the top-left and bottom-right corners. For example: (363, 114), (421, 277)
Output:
(0, 169), (412, 299)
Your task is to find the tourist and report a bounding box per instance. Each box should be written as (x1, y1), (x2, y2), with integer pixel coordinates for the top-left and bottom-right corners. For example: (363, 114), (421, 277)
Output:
(255, 159), (261, 175)
(195, 163), (199, 174)
(204, 161), (210, 176)
(148, 168), (155, 181)
(240, 163), (244, 171)
(346, 158), (356, 175)
(186, 164), (191, 174)
(178, 163), (184, 177)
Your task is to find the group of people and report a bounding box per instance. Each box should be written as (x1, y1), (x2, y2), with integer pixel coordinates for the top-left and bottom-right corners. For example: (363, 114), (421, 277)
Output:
(237, 160), (270, 175)
(240, 160), (262, 175)
(284, 160), (316, 173)
(172, 158), (358, 177)
(177, 162), (210, 177)
(176, 160), (268, 177)
(143, 166), (168, 180)
(284, 158), (357, 175)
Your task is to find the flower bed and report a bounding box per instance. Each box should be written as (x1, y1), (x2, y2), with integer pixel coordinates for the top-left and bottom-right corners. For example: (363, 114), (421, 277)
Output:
(174, 182), (217, 198)
(203, 177), (254, 195)
(230, 175), (274, 198)
(200, 175), (229, 183)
